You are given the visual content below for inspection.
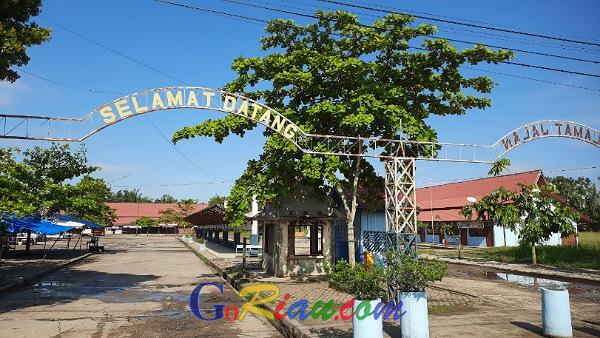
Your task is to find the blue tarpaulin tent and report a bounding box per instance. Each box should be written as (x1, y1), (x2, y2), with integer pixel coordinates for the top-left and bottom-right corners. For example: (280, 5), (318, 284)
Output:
(1, 215), (76, 235)
(52, 214), (103, 229)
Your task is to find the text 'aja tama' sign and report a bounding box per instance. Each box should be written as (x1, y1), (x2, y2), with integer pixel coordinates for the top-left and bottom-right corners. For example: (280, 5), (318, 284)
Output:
(98, 88), (299, 140)
(501, 121), (600, 151)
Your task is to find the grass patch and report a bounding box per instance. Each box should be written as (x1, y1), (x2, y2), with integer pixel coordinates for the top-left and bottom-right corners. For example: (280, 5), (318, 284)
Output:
(579, 232), (600, 246)
(420, 243), (600, 270)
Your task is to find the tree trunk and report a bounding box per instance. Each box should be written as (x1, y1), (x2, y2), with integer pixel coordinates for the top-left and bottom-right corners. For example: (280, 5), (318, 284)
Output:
(26, 230), (32, 253)
(347, 154), (363, 267)
(503, 225), (507, 247)
(531, 242), (537, 265)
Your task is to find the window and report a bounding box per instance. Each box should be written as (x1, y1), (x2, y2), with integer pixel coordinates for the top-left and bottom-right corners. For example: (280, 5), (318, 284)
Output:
(264, 224), (274, 254)
(469, 227), (486, 237)
(288, 223), (323, 256)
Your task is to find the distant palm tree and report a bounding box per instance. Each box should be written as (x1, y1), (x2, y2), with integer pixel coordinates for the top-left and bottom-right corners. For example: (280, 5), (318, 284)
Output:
(110, 189), (152, 203)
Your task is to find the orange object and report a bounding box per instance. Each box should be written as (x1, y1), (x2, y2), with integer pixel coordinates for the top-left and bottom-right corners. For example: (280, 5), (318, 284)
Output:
(363, 250), (374, 272)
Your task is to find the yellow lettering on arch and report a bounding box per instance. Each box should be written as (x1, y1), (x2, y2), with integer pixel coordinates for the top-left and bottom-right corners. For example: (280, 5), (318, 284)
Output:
(259, 110), (272, 125)
(132, 96), (148, 113)
(270, 114), (285, 133)
(284, 124), (298, 139)
(167, 90), (183, 107)
(250, 103), (261, 119)
(203, 91), (215, 108)
(152, 92), (165, 109)
(187, 91), (199, 107)
(99, 106), (116, 124)
(237, 100), (249, 116)
(114, 99), (132, 118)
(223, 95), (237, 112)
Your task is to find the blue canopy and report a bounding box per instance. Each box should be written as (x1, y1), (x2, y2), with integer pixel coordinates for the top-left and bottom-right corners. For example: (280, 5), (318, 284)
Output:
(1, 214), (76, 235)
(52, 214), (103, 229)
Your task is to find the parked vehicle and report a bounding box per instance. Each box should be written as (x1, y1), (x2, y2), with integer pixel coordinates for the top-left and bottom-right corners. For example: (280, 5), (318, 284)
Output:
(16, 232), (42, 245)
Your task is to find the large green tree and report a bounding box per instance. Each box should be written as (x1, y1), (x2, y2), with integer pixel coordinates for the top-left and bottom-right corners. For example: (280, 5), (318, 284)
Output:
(208, 194), (227, 207)
(0, 147), (37, 217)
(173, 11), (512, 265)
(155, 194), (178, 203)
(64, 176), (116, 226)
(109, 189), (152, 203)
(159, 199), (197, 228)
(462, 184), (579, 264)
(0, 0), (51, 82)
(547, 176), (599, 230)
(0, 144), (114, 225)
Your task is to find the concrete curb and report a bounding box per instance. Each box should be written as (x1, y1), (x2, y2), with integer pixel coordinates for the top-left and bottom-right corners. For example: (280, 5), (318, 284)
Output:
(420, 254), (600, 285)
(180, 237), (317, 338)
(0, 252), (94, 295)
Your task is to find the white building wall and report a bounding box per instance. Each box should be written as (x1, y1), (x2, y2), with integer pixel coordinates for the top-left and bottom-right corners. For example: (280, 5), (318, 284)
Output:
(493, 223), (564, 247)
(493, 224), (519, 246)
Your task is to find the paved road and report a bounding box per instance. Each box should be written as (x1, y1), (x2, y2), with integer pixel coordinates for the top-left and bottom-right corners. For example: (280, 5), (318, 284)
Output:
(0, 236), (281, 338)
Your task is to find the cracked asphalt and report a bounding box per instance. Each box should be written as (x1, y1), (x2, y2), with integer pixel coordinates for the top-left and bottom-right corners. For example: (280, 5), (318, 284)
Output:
(0, 236), (281, 338)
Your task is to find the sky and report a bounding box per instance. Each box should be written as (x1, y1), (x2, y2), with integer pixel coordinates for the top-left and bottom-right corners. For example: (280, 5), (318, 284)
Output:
(1, 0), (599, 202)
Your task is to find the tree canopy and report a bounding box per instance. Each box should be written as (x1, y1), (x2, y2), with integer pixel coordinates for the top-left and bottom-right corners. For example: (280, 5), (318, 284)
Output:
(173, 10), (512, 264)
(109, 189), (153, 203)
(208, 195), (227, 207)
(0, 143), (115, 226)
(155, 194), (178, 203)
(0, 0), (51, 82)
(158, 199), (196, 227)
(547, 176), (599, 230)
(461, 184), (578, 264)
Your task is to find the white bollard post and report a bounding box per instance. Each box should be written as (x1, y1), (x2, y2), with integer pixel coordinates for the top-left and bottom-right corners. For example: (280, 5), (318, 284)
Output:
(400, 292), (429, 338)
(541, 288), (572, 337)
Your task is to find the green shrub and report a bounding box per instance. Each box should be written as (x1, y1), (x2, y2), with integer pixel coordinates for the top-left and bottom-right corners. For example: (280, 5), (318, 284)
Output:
(326, 259), (386, 300)
(385, 250), (447, 292)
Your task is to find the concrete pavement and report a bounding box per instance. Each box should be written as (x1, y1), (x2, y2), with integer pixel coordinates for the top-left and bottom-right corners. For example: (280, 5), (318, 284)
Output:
(0, 235), (281, 338)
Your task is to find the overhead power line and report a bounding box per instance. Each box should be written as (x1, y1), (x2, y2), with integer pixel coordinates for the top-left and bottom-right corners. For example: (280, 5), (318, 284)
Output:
(113, 179), (236, 188)
(273, 0), (600, 54)
(211, 0), (600, 77)
(462, 67), (600, 93)
(32, 17), (225, 178)
(154, 0), (600, 92)
(143, 115), (222, 178)
(39, 17), (187, 85)
(13, 67), (127, 95)
(318, 0), (600, 47)
(335, 0), (600, 44)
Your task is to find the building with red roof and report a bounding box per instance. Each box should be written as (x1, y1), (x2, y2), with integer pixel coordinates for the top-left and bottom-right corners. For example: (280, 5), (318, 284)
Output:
(106, 203), (207, 226)
(415, 170), (584, 247)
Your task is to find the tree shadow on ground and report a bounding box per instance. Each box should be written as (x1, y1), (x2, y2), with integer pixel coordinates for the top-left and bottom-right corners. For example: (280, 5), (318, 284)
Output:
(0, 266), (159, 314)
(510, 321), (544, 336)
(309, 327), (352, 338)
(1, 248), (89, 261)
(574, 325), (600, 337)
(383, 320), (402, 337)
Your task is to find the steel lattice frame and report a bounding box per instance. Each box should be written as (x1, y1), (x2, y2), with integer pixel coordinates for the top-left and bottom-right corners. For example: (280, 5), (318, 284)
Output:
(384, 158), (417, 234)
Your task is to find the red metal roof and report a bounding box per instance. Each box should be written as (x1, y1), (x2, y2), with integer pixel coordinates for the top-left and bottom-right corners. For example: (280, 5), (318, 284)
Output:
(416, 170), (543, 222)
(106, 203), (208, 225)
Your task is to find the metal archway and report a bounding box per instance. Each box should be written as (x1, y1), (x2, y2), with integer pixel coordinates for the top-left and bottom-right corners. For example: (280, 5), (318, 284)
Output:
(1, 86), (599, 245)
(491, 120), (600, 159)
